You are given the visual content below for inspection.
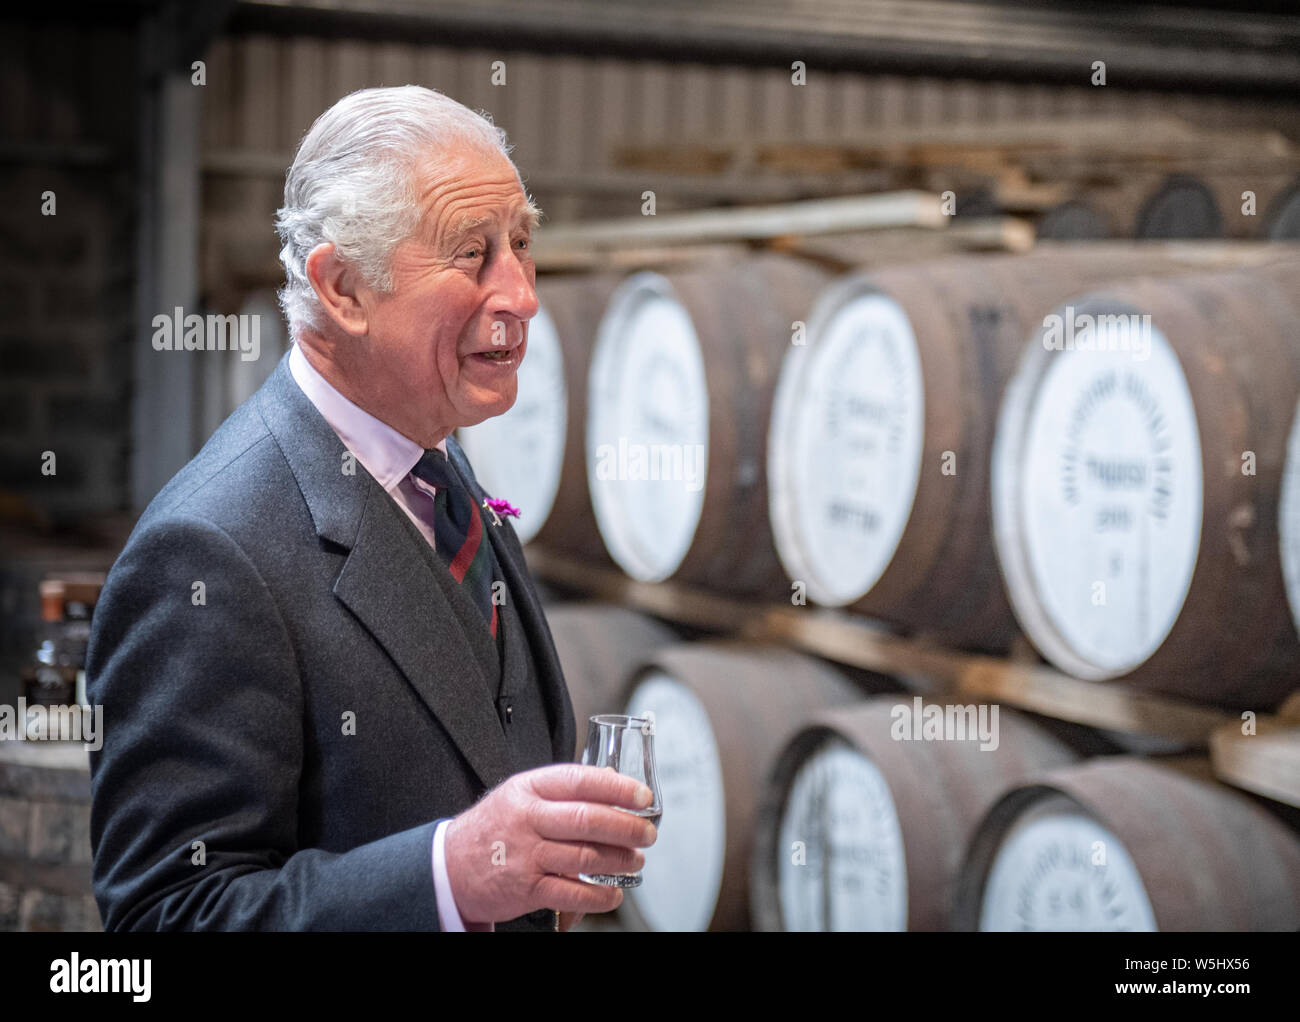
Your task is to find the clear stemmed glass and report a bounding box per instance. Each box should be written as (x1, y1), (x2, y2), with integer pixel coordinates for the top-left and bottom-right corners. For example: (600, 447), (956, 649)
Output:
(578, 713), (663, 888)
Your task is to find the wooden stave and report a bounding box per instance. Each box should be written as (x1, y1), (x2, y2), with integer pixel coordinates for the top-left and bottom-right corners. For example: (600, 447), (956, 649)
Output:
(1134, 174), (1224, 239)
(1279, 321), (1300, 638)
(0, 742), (100, 932)
(1036, 200), (1112, 241)
(992, 265), (1300, 708)
(953, 756), (1300, 931)
(1264, 179), (1300, 240)
(749, 698), (1080, 931)
(619, 642), (867, 931)
(772, 248), (1252, 653)
(522, 273), (622, 564)
(588, 254), (829, 596)
(544, 602), (679, 761)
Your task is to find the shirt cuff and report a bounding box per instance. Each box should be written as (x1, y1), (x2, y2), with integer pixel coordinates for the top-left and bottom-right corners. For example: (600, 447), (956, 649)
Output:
(433, 818), (494, 932)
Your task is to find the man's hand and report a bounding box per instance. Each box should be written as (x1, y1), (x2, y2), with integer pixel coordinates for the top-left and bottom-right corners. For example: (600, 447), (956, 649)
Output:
(443, 763), (657, 925)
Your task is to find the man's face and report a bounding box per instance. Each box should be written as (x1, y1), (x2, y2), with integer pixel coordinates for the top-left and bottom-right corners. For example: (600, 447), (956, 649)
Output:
(351, 146), (539, 441)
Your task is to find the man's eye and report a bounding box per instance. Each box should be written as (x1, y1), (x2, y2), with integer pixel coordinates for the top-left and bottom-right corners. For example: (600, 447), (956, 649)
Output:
(462, 248), (482, 260)
(515, 237), (531, 250)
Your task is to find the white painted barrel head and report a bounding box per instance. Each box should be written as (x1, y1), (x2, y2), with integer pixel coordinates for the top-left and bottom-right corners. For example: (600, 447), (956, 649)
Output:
(457, 303), (566, 544)
(992, 299), (1202, 679)
(621, 671), (726, 931)
(586, 274), (710, 582)
(774, 738), (908, 931)
(769, 281), (925, 605)
(1279, 399), (1300, 638)
(977, 796), (1157, 931)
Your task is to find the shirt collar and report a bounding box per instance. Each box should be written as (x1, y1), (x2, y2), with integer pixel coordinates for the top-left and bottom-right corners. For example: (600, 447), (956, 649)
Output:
(288, 342), (447, 491)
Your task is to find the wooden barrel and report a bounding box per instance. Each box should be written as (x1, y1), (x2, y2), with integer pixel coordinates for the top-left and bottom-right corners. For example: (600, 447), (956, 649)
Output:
(617, 642), (867, 931)
(953, 756), (1300, 931)
(1281, 395), (1300, 640)
(748, 698), (1079, 931)
(458, 274), (619, 560)
(1134, 174), (1223, 239)
(0, 741), (99, 931)
(544, 602), (679, 760)
(768, 247), (1264, 653)
(992, 262), (1300, 708)
(1036, 200), (1111, 241)
(1266, 178), (1300, 240)
(586, 255), (828, 594)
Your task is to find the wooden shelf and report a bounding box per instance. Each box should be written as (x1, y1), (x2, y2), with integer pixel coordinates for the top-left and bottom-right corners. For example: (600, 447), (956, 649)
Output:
(1210, 718), (1300, 808)
(524, 546), (1245, 747)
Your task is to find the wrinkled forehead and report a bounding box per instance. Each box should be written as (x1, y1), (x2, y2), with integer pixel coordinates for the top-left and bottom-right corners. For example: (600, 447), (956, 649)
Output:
(411, 145), (538, 239)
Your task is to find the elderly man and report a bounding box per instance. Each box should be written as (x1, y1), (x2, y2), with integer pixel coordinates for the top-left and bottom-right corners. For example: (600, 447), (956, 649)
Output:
(86, 86), (654, 932)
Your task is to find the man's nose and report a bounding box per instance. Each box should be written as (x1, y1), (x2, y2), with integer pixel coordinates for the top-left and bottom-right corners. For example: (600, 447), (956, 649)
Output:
(490, 248), (540, 322)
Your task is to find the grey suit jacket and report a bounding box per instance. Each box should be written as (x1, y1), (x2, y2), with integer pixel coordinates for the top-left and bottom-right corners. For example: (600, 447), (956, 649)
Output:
(85, 352), (576, 930)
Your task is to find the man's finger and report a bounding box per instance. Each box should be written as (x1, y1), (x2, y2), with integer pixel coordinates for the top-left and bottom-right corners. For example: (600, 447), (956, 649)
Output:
(528, 763), (652, 809)
(534, 874), (624, 915)
(535, 839), (645, 878)
(531, 799), (658, 848)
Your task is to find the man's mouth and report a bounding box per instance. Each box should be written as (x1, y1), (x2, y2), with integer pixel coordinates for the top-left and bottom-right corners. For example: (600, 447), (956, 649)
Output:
(467, 341), (524, 370)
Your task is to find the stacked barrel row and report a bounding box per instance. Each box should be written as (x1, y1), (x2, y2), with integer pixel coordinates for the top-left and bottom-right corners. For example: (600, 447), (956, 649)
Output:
(466, 245), (1300, 703)
(474, 243), (1300, 930)
(548, 602), (1300, 931)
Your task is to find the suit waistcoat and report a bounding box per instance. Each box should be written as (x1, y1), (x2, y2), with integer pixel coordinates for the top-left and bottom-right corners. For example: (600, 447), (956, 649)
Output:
(394, 491), (561, 932)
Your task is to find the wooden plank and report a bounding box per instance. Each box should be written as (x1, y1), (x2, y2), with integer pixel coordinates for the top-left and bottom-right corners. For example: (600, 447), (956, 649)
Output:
(500, 51), (545, 179)
(283, 36), (326, 151)
(524, 546), (1243, 744)
(1209, 720), (1300, 807)
(835, 72), (869, 140)
(593, 57), (630, 169)
(638, 61), (674, 143)
(957, 660), (1230, 744)
(761, 65), (795, 139)
(238, 34), (281, 154)
(530, 189), (947, 252)
(551, 56), (591, 174)
(328, 39), (373, 104)
(374, 40), (414, 89)
(765, 217), (1035, 270)
(617, 117), (1297, 175)
(415, 43), (455, 96)
(533, 241), (749, 274)
(797, 63), (835, 140)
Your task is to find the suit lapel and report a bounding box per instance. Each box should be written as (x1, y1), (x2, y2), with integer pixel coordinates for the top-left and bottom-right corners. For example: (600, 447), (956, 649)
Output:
(333, 489), (512, 789)
(258, 353), (512, 791)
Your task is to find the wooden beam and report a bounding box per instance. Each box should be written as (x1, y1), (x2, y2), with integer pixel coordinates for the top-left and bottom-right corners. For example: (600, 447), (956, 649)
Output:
(524, 545), (1243, 745)
(529, 191), (947, 255)
(1209, 720), (1300, 808)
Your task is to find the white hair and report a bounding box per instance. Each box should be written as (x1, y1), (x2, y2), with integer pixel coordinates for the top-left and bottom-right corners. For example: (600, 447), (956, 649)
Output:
(275, 85), (518, 339)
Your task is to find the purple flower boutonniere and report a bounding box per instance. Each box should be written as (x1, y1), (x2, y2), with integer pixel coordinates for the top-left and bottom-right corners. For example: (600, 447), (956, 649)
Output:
(482, 497), (522, 527)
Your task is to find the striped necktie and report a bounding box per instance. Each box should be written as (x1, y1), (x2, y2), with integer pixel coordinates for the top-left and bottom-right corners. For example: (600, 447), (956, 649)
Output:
(410, 447), (500, 639)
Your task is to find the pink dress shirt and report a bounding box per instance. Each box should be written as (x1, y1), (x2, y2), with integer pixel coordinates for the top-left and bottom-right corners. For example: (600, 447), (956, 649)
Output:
(289, 342), (492, 932)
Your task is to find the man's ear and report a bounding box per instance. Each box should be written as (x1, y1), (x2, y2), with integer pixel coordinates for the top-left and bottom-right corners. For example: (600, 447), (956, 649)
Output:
(305, 242), (370, 336)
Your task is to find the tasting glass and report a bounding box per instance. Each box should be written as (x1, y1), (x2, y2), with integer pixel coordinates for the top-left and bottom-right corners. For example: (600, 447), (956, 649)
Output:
(578, 713), (663, 888)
